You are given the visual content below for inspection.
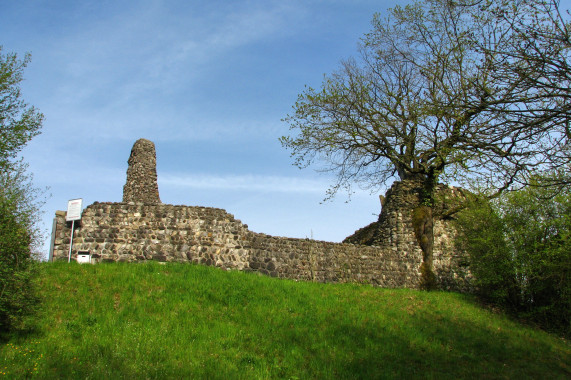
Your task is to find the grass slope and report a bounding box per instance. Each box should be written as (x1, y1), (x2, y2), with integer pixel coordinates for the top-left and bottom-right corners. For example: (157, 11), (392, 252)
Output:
(1, 262), (569, 379)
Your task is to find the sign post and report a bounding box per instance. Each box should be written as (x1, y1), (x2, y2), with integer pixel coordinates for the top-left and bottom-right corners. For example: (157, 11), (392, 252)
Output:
(66, 199), (83, 262)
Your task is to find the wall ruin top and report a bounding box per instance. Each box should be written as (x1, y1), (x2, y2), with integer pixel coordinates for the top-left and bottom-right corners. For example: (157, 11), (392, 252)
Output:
(122, 138), (161, 204)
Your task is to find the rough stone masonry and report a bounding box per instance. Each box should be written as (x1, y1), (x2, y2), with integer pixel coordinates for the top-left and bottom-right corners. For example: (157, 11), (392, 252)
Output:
(51, 139), (472, 291)
(123, 138), (161, 204)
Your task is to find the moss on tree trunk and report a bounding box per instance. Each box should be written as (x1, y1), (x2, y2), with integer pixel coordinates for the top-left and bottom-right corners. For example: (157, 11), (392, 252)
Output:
(412, 177), (438, 291)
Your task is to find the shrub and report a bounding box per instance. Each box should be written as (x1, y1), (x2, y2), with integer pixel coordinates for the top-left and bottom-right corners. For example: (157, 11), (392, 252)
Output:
(456, 178), (571, 336)
(0, 193), (38, 333)
(0, 47), (45, 335)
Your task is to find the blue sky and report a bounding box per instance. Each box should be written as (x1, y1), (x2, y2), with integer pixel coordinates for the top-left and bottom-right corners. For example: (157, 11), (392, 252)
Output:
(3, 0), (411, 256)
(4, 0), (570, 257)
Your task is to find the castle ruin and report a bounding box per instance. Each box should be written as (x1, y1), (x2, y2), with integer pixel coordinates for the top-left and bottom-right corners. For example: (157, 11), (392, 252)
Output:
(122, 138), (161, 204)
(50, 139), (471, 291)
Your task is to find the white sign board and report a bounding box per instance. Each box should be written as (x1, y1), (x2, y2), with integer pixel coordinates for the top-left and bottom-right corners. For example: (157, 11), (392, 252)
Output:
(66, 198), (83, 221)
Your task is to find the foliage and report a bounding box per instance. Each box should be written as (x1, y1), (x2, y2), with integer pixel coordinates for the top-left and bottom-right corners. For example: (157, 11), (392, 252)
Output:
(0, 262), (569, 379)
(281, 0), (570, 198)
(0, 162), (44, 334)
(281, 0), (570, 290)
(456, 176), (571, 336)
(455, 198), (519, 306)
(0, 189), (38, 334)
(466, 0), (571, 187)
(0, 161), (45, 251)
(0, 46), (43, 169)
(0, 47), (44, 334)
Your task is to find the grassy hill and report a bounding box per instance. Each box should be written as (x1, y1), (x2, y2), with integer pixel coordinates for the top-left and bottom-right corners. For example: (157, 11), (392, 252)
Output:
(1, 262), (569, 379)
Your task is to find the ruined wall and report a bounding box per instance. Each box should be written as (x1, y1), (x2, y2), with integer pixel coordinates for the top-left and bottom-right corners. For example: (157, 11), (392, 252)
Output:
(52, 203), (250, 269)
(344, 180), (472, 291)
(51, 184), (471, 290)
(431, 187), (472, 291)
(51, 201), (428, 288)
(51, 139), (471, 291)
(122, 139), (161, 204)
(248, 234), (421, 287)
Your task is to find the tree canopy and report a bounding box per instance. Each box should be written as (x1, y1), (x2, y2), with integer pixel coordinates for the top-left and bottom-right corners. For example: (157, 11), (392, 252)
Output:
(456, 171), (571, 336)
(281, 0), (571, 289)
(0, 47), (44, 333)
(0, 46), (43, 169)
(281, 0), (571, 199)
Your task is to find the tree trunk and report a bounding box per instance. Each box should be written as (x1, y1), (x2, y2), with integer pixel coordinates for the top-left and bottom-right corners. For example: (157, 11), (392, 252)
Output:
(412, 177), (438, 290)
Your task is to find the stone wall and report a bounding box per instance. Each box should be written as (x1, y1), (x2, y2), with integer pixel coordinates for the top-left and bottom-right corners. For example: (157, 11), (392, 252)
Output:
(51, 139), (471, 291)
(51, 182), (471, 291)
(122, 139), (161, 204)
(52, 203), (250, 269)
(344, 180), (472, 290)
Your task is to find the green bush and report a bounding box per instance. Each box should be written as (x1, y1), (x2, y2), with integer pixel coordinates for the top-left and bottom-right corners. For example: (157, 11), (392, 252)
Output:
(0, 193), (38, 333)
(455, 199), (519, 307)
(0, 47), (44, 335)
(456, 178), (571, 336)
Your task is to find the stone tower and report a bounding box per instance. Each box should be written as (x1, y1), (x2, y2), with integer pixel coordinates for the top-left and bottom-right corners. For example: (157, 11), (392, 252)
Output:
(122, 138), (161, 204)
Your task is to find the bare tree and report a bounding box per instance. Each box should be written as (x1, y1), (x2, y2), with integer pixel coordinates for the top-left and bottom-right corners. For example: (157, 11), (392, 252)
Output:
(467, 0), (571, 185)
(281, 0), (571, 287)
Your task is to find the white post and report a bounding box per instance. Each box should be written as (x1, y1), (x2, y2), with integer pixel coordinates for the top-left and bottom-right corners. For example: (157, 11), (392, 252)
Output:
(68, 220), (75, 263)
(66, 199), (83, 263)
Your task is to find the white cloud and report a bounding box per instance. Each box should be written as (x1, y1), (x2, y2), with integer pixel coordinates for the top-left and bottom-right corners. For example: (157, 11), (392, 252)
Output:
(160, 173), (329, 193)
(52, 1), (305, 93)
(28, 0), (308, 147)
(204, 3), (301, 50)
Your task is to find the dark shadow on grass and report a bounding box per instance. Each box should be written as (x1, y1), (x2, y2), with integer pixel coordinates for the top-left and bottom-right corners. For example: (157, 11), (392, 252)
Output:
(272, 308), (570, 379)
(0, 319), (43, 344)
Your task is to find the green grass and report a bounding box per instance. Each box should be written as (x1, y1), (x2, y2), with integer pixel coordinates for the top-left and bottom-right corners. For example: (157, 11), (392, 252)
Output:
(1, 262), (569, 379)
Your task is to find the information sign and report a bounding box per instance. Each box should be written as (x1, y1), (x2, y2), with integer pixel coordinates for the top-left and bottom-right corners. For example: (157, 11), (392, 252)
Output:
(66, 198), (83, 221)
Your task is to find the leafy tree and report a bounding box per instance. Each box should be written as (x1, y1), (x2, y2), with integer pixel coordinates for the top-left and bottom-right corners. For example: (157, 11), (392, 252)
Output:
(281, 0), (570, 287)
(0, 168), (40, 332)
(456, 174), (571, 336)
(0, 47), (44, 333)
(0, 161), (45, 253)
(0, 47), (43, 168)
(455, 197), (521, 307)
